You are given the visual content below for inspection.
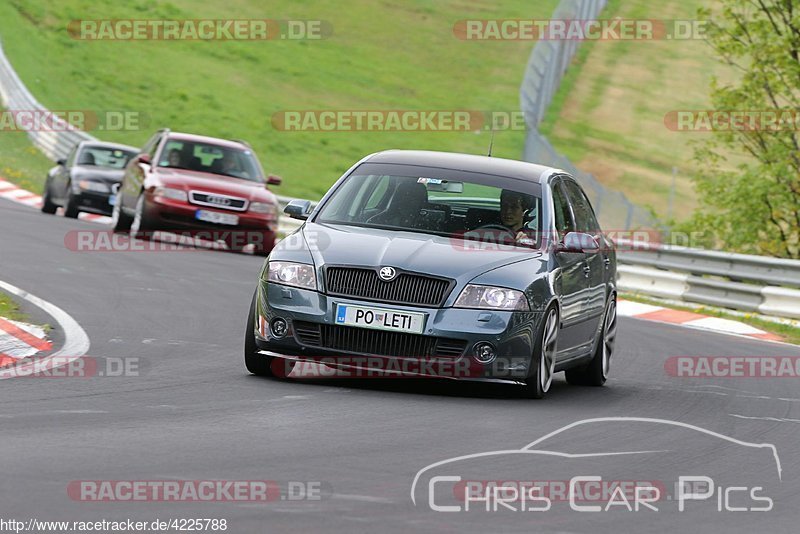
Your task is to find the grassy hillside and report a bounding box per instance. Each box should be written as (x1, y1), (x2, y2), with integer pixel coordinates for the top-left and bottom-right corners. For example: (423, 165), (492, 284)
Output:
(0, 0), (558, 200)
(540, 0), (734, 221)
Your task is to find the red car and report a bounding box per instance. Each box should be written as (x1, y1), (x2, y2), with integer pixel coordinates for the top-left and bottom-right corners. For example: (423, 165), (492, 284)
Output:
(112, 129), (281, 254)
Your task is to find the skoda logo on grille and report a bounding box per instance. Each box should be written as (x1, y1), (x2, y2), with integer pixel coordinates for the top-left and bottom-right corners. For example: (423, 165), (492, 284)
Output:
(206, 195), (232, 207)
(379, 266), (397, 281)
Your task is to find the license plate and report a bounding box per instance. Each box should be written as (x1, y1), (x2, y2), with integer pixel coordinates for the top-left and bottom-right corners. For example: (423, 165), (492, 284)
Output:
(195, 209), (239, 225)
(108, 194), (116, 206)
(335, 304), (425, 334)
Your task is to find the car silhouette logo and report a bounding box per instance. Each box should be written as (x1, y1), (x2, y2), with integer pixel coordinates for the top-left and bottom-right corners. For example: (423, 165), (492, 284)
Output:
(379, 267), (397, 281)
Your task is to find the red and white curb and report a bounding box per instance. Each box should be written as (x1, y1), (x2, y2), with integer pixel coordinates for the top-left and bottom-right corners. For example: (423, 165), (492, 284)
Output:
(618, 299), (783, 342)
(0, 316), (52, 367)
(0, 280), (90, 379)
(0, 177), (112, 224)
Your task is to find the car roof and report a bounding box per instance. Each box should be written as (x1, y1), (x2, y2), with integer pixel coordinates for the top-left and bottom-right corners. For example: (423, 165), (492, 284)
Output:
(77, 140), (139, 153)
(364, 150), (562, 183)
(165, 132), (250, 150)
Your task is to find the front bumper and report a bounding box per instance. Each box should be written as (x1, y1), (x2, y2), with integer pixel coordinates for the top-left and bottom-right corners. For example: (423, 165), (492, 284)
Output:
(74, 190), (114, 216)
(253, 281), (545, 382)
(144, 195), (278, 247)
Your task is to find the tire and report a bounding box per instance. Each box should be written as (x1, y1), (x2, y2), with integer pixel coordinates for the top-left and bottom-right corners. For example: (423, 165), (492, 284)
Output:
(111, 194), (132, 233)
(130, 193), (153, 240)
(566, 295), (617, 387)
(520, 306), (559, 399)
(40, 182), (57, 214)
(63, 188), (80, 218)
(244, 291), (294, 378)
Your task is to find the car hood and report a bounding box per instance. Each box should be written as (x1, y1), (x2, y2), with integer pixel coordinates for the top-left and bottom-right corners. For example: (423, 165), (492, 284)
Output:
(153, 167), (277, 203)
(71, 166), (125, 184)
(300, 222), (543, 288)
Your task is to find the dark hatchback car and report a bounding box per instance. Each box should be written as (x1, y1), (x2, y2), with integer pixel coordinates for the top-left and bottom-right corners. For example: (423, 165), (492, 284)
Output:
(245, 150), (617, 398)
(41, 141), (138, 217)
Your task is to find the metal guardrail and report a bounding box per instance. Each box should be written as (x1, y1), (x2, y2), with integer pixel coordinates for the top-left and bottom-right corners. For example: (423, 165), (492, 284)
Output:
(0, 42), (95, 161)
(615, 241), (800, 319)
(519, 0), (656, 231)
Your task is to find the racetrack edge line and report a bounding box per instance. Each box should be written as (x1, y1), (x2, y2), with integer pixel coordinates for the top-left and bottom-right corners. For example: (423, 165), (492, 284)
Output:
(0, 280), (90, 379)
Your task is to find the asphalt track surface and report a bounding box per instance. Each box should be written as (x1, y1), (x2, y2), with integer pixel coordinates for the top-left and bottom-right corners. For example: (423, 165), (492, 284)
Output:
(2, 196), (800, 533)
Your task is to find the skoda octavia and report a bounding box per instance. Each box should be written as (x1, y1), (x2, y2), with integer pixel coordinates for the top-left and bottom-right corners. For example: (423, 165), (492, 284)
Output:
(245, 150), (617, 398)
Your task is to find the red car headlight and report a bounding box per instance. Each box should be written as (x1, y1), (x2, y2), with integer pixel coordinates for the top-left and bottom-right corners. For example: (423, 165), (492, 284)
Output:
(249, 202), (275, 215)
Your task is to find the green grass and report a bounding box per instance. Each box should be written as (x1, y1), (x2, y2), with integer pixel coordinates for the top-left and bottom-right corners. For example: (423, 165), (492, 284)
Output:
(0, 129), (55, 193)
(0, 291), (30, 322)
(541, 0), (736, 221)
(0, 0), (559, 200)
(621, 293), (800, 346)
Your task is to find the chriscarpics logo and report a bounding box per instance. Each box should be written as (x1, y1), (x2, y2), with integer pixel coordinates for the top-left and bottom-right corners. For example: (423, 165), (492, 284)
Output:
(411, 418), (780, 518)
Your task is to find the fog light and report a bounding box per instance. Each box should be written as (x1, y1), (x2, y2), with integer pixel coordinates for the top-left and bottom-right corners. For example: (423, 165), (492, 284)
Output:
(472, 342), (496, 365)
(271, 318), (288, 338)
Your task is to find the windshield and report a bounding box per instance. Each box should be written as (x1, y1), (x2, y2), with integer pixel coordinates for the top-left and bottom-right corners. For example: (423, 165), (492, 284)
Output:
(76, 146), (137, 169)
(316, 170), (543, 249)
(157, 139), (263, 183)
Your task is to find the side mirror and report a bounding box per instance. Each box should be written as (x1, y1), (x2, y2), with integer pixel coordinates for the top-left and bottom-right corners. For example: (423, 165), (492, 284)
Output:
(284, 199), (312, 221)
(267, 174), (282, 186)
(138, 153), (151, 166)
(557, 232), (599, 253)
(57, 159), (67, 166)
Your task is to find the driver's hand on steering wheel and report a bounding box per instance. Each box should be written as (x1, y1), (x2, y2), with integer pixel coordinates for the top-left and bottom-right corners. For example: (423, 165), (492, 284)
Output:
(515, 230), (535, 247)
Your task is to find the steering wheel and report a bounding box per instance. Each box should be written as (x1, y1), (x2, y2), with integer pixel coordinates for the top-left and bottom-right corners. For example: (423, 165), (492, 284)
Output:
(474, 223), (514, 234)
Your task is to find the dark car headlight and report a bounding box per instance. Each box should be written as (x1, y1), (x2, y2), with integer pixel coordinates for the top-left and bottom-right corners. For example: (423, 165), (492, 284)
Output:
(267, 261), (317, 290)
(454, 284), (530, 311)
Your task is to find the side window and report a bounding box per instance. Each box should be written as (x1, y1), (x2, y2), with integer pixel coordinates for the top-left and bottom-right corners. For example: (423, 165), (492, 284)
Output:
(563, 180), (600, 234)
(551, 179), (576, 237)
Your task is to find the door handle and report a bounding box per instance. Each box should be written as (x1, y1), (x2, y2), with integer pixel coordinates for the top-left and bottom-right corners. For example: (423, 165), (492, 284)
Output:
(603, 257), (611, 268)
(582, 265), (591, 277)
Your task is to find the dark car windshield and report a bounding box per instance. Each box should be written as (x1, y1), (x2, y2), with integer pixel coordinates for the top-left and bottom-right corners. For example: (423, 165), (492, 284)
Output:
(316, 169), (543, 249)
(157, 139), (263, 183)
(76, 146), (137, 169)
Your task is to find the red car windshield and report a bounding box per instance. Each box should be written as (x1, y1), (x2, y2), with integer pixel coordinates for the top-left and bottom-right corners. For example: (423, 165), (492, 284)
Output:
(158, 139), (263, 183)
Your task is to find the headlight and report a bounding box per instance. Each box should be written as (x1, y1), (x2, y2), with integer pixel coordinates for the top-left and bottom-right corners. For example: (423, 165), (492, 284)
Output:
(153, 187), (187, 201)
(454, 284), (529, 311)
(267, 261), (317, 290)
(78, 180), (110, 193)
(250, 202), (275, 214)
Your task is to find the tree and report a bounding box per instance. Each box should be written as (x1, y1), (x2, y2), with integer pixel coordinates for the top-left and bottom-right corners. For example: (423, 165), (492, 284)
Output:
(691, 0), (800, 258)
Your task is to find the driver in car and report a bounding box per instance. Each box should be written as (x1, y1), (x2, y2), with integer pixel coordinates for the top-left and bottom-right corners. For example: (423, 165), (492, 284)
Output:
(166, 149), (182, 168)
(500, 189), (537, 246)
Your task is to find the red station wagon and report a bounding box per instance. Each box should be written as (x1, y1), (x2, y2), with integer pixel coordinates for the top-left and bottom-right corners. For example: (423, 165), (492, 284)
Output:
(112, 129), (282, 254)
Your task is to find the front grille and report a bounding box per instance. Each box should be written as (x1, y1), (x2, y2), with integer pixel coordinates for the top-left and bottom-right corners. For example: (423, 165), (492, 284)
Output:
(293, 321), (467, 359)
(189, 191), (248, 211)
(325, 267), (453, 307)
